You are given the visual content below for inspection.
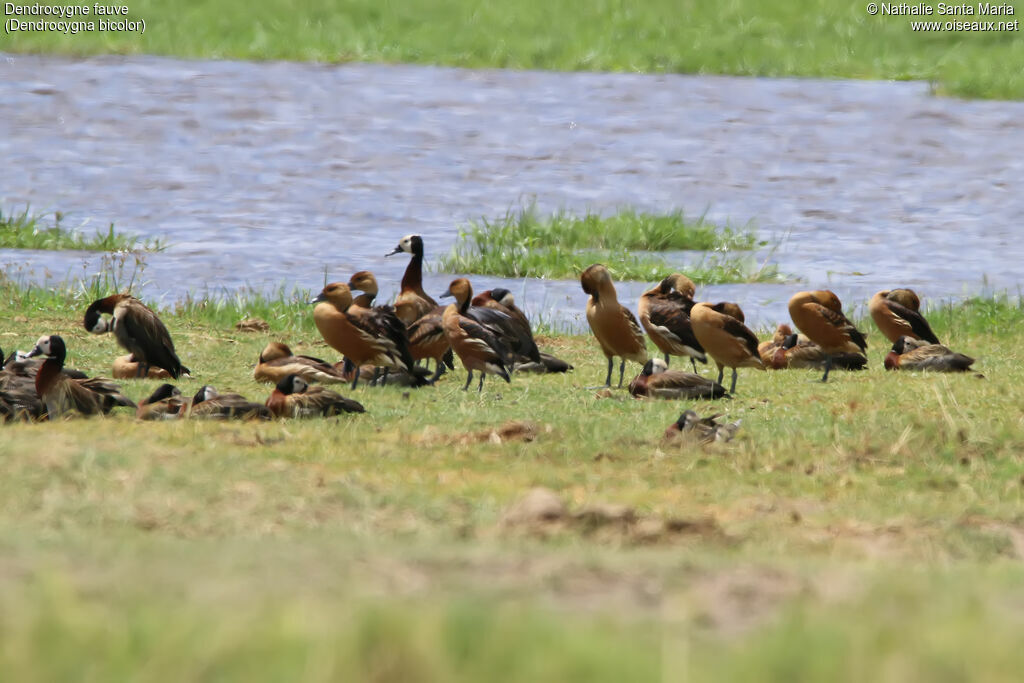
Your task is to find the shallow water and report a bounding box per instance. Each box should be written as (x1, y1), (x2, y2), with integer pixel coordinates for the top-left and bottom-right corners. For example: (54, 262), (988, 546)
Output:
(1, 54), (1022, 331)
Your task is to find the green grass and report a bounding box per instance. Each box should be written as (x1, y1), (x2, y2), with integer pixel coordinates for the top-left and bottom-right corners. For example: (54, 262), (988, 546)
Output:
(3, 0), (1023, 99)
(0, 206), (164, 252)
(2, 267), (1024, 679)
(437, 206), (782, 283)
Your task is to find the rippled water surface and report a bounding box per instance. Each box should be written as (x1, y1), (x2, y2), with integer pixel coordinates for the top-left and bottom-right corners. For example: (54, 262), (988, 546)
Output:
(2, 54), (1022, 330)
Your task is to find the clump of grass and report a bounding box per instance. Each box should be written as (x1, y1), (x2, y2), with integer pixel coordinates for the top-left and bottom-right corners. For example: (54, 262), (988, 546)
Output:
(437, 205), (781, 283)
(0, 206), (164, 252)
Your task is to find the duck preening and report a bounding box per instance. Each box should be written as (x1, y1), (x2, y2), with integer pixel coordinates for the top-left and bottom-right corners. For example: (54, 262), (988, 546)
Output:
(265, 374), (366, 418)
(448, 284), (537, 368)
(869, 289), (940, 345)
(387, 234), (439, 326)
(663, 410), (741, 444)
(27, 335), (135, 419)
(884, 336), (975, 372)
(689, 301), (764, 393)
(628, 359), (727, 400)
(787, 290), (868, 382)
(190, 385), (272, 420)
(84, 294), (189, 379)
(311, 282), (428, 389)
(441, 278), (512, 392)
(580, 264), (648, 388)
(482, 289), (572, 373)
(638, 274), (705, 372)
(254, 342), (350, 385)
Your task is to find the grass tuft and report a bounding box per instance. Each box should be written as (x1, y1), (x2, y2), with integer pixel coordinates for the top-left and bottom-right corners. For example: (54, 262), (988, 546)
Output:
(437, 205), (782, 283)
(0, 206), (165, 252)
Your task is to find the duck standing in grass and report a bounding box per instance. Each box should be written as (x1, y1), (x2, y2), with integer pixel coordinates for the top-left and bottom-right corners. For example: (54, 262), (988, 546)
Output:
(473, 288), (571, 373)
(441, 278), (512, 392)
(787, 290), (868, 383)
(311, 282), (426, 389)
(27, 335), (135, 418)
(884, 336), (976, 372)
(628, 359), (727, 400)
(84, 293), (189, 379)
(690, 302), (763, 393)
(869, 289), (940, 345)
(580, 264), (648, 388)
(265, 374), (366, 418)
(386, 234), (439, 326)
(637, 274), (705, 372)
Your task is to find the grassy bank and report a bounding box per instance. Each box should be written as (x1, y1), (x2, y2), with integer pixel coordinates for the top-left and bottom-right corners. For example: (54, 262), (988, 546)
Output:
(1, 276), (1024, 679)
(436, 206), (781, 283)
(3, 0), (1023, 99)
(0, 206), (163, 252)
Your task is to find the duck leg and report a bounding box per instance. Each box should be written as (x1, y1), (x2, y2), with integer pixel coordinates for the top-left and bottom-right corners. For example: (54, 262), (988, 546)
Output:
(664, 353), (670, 365)
(429, 361), (445, 384)
(351, 372), (360, 390)
(820, 354), (833, 383)
(380, 368), (390, 386)
(463, 370), (473, 391)
(478, 373), (485, 392)
(716, 365), (724, 386)
(730, 368), (738, 394)
(690, 357), (698, 373)
(617, 359), (627, 388)
(604, 357), (613, 388)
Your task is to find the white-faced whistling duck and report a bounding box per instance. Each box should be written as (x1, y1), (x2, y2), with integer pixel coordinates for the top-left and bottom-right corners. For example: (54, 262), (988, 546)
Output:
(136, 384), (188, 420)
(265, 374), (366, 418)
(27, 335), (135, 419)
(638, 274), (706, 372)
(84, 294), (189, 379)
(663, 410), (741, 444)
(759, 324), (867, 371)
(254, 342), (349, 385)
(112, 354), (173, 380)
(311, 282), (427, 389)
(884, 336), (975, 372)
(0, 351), (45, 421)
(580, 264), (648, 388)
(190, 385), (271, 420)
(869, 289), (940, 345)
(689, 302), (764, 393)
(628, 359), (727, 400)
(386, 234), (439, 326)
(441, 278), (512, 392)
(787, 290), (868, 382)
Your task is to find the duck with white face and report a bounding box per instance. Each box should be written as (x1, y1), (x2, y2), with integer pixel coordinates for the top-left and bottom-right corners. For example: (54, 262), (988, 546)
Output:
(265, 373), (366, 418)
(83, 293), (190, 379)
(28, 334), (135, 419)
(386, 234), (439, 326)
(188, 385), (271, 420)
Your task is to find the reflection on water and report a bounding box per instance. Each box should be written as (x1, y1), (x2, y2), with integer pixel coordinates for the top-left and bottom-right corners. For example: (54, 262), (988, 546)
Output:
(1, 54), (1022, 330)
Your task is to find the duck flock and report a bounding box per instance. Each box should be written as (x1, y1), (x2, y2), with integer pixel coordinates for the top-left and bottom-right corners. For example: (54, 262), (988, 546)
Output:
(0, 234), (978, 430)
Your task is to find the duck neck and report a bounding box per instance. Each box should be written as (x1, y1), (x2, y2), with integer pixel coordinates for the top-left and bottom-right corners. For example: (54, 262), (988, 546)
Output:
(35, 357), (62, 396)
(401, 250), (423, 293)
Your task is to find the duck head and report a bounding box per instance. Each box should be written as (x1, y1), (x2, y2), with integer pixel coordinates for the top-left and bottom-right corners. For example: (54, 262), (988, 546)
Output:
(387, 234), (423, 257)
(259, 342), (292, 363)
(28, 334), (67, 364)
(276, 373), (309, 396)
(311, 282), (354, 310)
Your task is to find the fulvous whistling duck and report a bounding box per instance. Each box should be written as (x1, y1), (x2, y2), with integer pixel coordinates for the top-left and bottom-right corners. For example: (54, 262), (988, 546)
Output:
(638, 275), (706, 371)
(710, 301), (746, 323)
(347, 270), (380, 308)
(869, 289), (940, 345)
(477, 289), (571, 373)
(254, 342), (349, 385)
(84, 294), (189, 378)
(265, 374), (366, 418)
(112, 354), (173, 380)
(407, 310), (454, 383)
(628, 359), (727, 400)
(580, 264), (648, 387)
(27, 335), (135, 418)
(884, 336), (975, 372)
(787, 290), (868, 382)
(311, 282), (427, 389)
(689, 302), (764, 393)
(136, 383), (187, 420)
(190, 385), (271, 420)
(663, 410), (741, 444)
(441, 278), (512, 392)
(387, 234), (439, 326)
